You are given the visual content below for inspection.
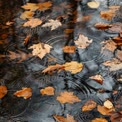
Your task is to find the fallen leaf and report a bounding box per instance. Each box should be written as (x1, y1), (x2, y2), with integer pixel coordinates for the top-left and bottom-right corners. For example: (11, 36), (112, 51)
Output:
(101, 40), (117, 52)
(29, 43), (52, 59)
(82, 100), (97, 111)
(74, 34), (92, 49)
(42, 64), (64, 74)
(91, 118), (108, 122)
(90, 75), (103, 85)
(14, 87), (32, 99)
(21, 3), (39, 11)
(116, 50), (122, 61)
(110, 112), (122, 122)
(42, 19), (62, 30)
(38, 1), (52, 11)
(0, 86), (8, 99)
(64, 29), (74, 34)
(23, 18), (42, 28)
(97, 105), (115, 116)
(63, 46), (76, 53)
(53, 114), (77, 122)
(113, 36), (122, 46)
(57, 91), (81, 104)
(94, 22), (112, 30)
(63, 61), (83, 74)
(87, 1), (100, 9)
(40, 86), (55, 96)
(104, 100), (113, 109)
(20, 11), (34, 20)
(24, 34), (31, 45)
(6, 21), (14, 26)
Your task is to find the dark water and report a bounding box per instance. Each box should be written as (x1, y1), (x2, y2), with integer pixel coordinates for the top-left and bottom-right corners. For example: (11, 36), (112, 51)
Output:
(0, 0), (122, 122)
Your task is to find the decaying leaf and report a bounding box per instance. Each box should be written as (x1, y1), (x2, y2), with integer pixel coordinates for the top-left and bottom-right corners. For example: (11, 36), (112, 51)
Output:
(23, 18), (42, 28)
(0, 86), (8, 99)
(97, 105), (115, 116)
(82, 100), (97, 111)
(63, 46), (76, 53)
(101, 40), (117, 52)
(104, 100), (113, 109)
(90, 75), (103, 85)
(63, 61), (83, 74)
(113, 36), (122, 46)
(74, 34), (92, 49)
(29, 43), (52, 59)
(94, 22), (112, 30)
(40, 86), (55, 96)
(56, 91), (81, 104)
(38, 1), (52, 11)
(53, 114), (77, 122)
(91, 118), (108, 122)
(42, 64), (64, 74)
(87, 1), (100, 9)
(20, 11), (34, 20)
(14, 87), (32, 99)
(21, 3), (39, 11)
(42, 19), (62, 30)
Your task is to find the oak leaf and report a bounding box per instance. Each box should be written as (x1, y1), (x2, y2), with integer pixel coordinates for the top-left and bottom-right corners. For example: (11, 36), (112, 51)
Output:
(53, 114), (77, 122)
(14, 87), (32, 99)
(90, 75), (103, 85)
(29, 43), (52, 59)
(23, 18), (42, 28)
(87, 1), (100, 9)
(42, 19), (62, 30)
(63, 46), (76, 53)
(40, 86), (55, 96)
(56, 91), (81, 104)
(74, 34), (92, 49)
(82, 100), (97, 112)
(63, 61), (83, 74)
(91, 118), (108, 122)
(20, 11), (34, 20)
(104, 100), (113, 109)
(0, 86), (8, 99)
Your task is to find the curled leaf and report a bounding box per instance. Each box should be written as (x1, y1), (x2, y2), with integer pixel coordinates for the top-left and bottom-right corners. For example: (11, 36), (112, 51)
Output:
(90, 75), (103, 85)
(0, 86), (8, 99)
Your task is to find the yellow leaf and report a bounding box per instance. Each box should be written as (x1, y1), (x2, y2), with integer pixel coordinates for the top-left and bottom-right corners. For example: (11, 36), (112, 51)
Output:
(23, 18), (42, 28)
(57, 91), (81, 104)
(63, 61), (83, 74)
(87, 1), (100, 9)
(20, 11), (34, 20)
(40, 86), (55, 96)
(104, 100), (113, 109)
(91, 118), (108, 122)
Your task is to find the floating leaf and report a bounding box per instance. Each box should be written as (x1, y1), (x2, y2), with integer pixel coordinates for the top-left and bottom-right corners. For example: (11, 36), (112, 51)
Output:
(104, 100), (113, 109)
(42, 19), (62, 30)
(40, 86), (55, 96)
(29, 43), (52, 59)
(91, 118), (108, 122)
(63, 46), (76, 53)
(20, 11), (34, 20)
(0, 86), (7, 99)
(82, 100), (97, 112)
(63, 61), (83, 74)
(87, 1), (100, 9)
(90, 75), (103, 85)
(74, 34), (92, 49)
(14, 87), (32, 99)
(56, 91), (81, 104)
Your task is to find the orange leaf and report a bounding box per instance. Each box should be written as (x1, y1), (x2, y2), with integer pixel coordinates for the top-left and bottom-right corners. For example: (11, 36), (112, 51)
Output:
(40, 86), (55, 96)
(82, 100), (97, 111)
(90, 75), (103, 85)
(20, 11), (34, 20)
(14, 87), (32, 99)
(24, 34), (31, 45)
(64, 29), (74, 34)
(113, 36), (122, 46)
(56, 91), (81, 104)
(91, 118), (108, 122)
(63, 46), (76, 53)
(0, 86), (8, 99)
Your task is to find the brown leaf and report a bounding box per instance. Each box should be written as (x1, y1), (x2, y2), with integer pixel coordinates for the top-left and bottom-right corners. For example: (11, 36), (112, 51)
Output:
(56, 91), (81, 104)
(74, 34), (92, 49)
(87, 1), (100, 9)
(91, 118), (108, 122)
(40, 86), (55, 96)
(42, 19), (62, 30)
(104, 100), (113, 109)
(110, 112), (122, 122)
(0, 86), (7, 99)
(116, 50), (122, 61)
(14, 87), (32, 99)
(63, 61), (83, 74)
(24, 34), (31, 45)
(42, 64), (64, 74)
(20, 11), (34, 20)
(64, 29), (74, 34)
(53, 114), (77, 122)
(101, 40), (117, 52)
(63, 46), (76, 53)
(29, 43), (52, 59)
(6, 21), (14, 26)
(23, 18), (42, 28)
(94, 22), (112, 30)
(113, 36), (122, 46)
(38, 1), (52, 11)
(90, 75), (103, 85)
(82, 100), (97, 112)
